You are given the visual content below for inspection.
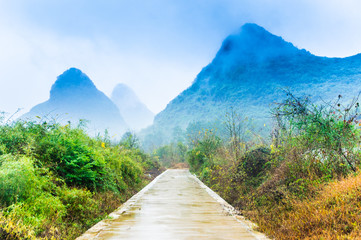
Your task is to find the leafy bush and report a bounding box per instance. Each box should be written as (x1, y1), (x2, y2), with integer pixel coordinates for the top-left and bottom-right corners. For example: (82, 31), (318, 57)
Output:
(6, 193), (66, 237)
(34, 126), (107, 190)
(0, 213), (37, 240)
(0, 155), (39, 207)
(0, 122), (31, 155)
(58, 187), (99, 230)
(241, 147), (271, 178)
(187, 130), (221, 173)
(154, 142), (187, 168)
(0, 120), (161, 239)
(273, 92), (361, 174)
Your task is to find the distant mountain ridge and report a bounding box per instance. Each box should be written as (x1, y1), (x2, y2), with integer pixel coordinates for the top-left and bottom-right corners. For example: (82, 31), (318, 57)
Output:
(111, 83), (154, 130)
(21, 68), (128, 136)
(149, 23), (361, 140)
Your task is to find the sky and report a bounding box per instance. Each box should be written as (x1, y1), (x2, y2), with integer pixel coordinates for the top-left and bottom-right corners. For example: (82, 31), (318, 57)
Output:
(1, 0), (361, 117)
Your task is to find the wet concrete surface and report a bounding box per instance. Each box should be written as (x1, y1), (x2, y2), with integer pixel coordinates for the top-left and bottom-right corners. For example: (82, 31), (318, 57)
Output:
(83, 169), (265, 240)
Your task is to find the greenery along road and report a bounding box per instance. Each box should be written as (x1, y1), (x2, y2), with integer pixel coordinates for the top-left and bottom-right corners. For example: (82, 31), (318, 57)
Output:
(0, 119), (161, 240)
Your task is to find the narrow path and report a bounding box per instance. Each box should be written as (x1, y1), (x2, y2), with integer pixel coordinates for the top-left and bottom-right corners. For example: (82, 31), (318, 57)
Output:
(78, 169), (268, 240)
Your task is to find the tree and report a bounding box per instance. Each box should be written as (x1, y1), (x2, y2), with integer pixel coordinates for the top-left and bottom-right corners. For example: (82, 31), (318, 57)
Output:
(272, 91), (360, 173)
(121, 131), (139, 149)
(224, 108), (251, 161)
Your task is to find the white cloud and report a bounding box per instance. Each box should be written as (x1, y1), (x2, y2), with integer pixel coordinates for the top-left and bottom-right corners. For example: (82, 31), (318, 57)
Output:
(0, 13), (203, 116)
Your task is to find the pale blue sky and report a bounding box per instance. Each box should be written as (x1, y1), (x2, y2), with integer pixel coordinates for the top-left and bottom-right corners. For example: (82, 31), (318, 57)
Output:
(1, 0), (361, 116)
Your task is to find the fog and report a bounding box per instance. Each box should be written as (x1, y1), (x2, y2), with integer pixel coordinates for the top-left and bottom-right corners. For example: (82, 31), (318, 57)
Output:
(0, 0), (360, 116)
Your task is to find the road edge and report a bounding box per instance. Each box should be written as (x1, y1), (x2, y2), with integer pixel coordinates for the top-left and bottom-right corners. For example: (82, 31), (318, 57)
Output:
(190, 173), (270, 240)
(76, 169), (169, 240)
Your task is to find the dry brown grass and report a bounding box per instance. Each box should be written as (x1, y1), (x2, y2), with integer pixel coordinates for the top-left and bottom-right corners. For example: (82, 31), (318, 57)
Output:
(253, 171), (361, 240)
(171, 162), (189, 169)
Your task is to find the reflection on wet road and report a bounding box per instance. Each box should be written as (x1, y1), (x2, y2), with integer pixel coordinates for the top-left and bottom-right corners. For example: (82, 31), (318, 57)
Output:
(81, 169), (265, 240)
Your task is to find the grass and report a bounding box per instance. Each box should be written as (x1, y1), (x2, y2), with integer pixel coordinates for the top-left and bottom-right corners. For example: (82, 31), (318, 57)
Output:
(254, 171), (361, 239)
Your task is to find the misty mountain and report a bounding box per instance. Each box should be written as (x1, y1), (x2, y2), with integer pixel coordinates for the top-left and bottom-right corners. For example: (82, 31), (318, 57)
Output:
(21, 68), (128, 136)
(111, 83), (154, 131)
(148, 23), (361, 142)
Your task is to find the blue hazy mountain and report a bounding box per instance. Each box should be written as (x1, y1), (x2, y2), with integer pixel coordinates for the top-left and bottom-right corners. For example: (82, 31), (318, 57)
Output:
(21, 68), (128, 136)
(150, 23), (361, 139)
(111, 83), (154, 130)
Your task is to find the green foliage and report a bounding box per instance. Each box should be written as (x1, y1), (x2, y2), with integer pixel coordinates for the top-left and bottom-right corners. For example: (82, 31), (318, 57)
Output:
(153, 142), (187, 168)
(6, 193), (66, 236)
(35, 127), (107, 190)
(187, 130), (221, 173)
(0, 213), (38, 240)
(241, 147), (271, 179)
(273, 92), (361, 174)
(187, 94), (361, 239)
(121, 131), (140, 149)
(0, 120), (160, 239)
(58, 187), (98, 228)
(0, 156), (39, 207)
(0, 122), (32, 155)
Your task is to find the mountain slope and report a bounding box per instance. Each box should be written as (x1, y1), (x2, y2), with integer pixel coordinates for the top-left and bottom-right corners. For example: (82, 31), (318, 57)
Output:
(21, 68), (128, 136)
(111, 83), (154, 131)
(152, 23), (361, 137)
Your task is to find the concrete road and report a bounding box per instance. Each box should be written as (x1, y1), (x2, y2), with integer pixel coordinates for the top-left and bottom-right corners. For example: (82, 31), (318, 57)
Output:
(78, 169), (268, 240)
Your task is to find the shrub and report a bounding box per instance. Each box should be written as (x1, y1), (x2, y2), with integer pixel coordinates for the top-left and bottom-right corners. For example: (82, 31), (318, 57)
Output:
(59, 187), (97, 226)
(273, 92), (360, 174)
(0, 122), (30, 155)
(187, 130), (221, 173)
(5, 193), (66, 238)
(0, 119), (160, 239)
(241, 147), (271, 178)
(0, 155), (39, 207)
(255, 171), (361, 239)
(153, 142), (187, 168)
(0, 213), (37, 240)
(34, 126), (107, 190)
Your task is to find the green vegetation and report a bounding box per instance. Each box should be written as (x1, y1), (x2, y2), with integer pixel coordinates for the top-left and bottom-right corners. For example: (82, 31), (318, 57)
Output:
(153, 142), (188, 168)
(0, 119), (161, 239)
(185, 93), (361, 239)
(3, 90), (361, 239)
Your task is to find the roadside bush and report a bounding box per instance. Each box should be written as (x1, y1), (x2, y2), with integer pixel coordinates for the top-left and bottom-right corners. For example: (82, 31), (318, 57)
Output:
(34, 126), (107, 190)
(0, 213), (37, 240)
(241, 147), (271, 179)
(273, 92), (361, 174)
(6, 193), (66, 237)
(153, 142), (187, 168)
(0, 155), (39, 207)
(255, 171), (361, 239)
(0, 119), (160, 239)
(187, 130), (221, 173)
(0, 122), (30, 155)
(58, 187), (99, 230)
